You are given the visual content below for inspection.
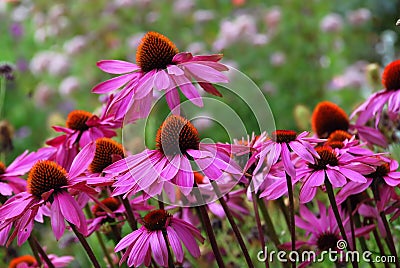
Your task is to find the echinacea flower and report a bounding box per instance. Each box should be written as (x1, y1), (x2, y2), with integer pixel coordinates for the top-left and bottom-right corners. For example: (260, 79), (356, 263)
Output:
(0, 150), (46, 196)
(0, 149), (98, 245)
(283, 201), (375, 267)
(105, 115), (242, 199)
(8, 253), (73, 268)
(312, 101), (387, 147)
(92, 31), (228, 122)
(47, 107), (120, 150)
(115, 209), (204, 267)
(351, 59), (400, 126)
(298, 146), (376, 203)
(336, 158), (400, 205)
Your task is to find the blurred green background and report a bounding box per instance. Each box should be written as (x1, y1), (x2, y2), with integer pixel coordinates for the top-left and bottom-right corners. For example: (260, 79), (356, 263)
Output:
(1, 0), (400, 161)
(1, 1), (400, 266)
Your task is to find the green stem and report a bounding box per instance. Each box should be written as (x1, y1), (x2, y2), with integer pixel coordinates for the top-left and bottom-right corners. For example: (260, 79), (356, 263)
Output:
(276, 197), (291, 231)
(285, 172), (296, 268)
(257, 197), (280, 248)
(193, 186), (225, 268)
(0, 77), (6, 119)
(119, 196), (137, 231)
(69, 223), (101, 268)
(31, 236), (55, 268)
(162, 230), (176, 268)
(27, 236), (42, 267)
(251, 191), (269, 268)
(324, 179), (349, 244)
(346, 199), (356, 251)
(380, 211), (400, 268)
(372, 229), (390, 268)
(212, 183), (254, 268)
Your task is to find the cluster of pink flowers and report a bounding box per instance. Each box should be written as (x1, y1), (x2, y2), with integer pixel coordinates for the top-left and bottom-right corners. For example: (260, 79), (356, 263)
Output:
(1, 31), (400, 268)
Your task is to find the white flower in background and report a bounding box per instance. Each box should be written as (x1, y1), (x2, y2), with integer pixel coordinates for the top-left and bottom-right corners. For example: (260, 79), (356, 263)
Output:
(48, 53), (70, 76)
(59, 76), (80, 96)
(193, 10), (215, 22)
(30, 51), (53, 76)
(263, 6), (282, 31)
(173, 0), (195, 14)
(186, 42), (206, 54)
(213, 14), (259, 50)
(320, 13), (343, 33)
(64, 36), (88, 55)
(270, 51), (286, 66)
(347, 8), (371, 26)
(33, 83), (55, 107)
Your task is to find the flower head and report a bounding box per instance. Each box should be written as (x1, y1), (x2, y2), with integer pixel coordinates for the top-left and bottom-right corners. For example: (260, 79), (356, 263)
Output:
(312, 101), (349, 138)
(0, 149), (97, 245)
(351, 59), (400, 126)
(92, 31), (228, 122)
(106, 115), (242, 199)
(0, 150), (46, 196)
(115, 209), (204, 267)
(298, 146), (376, 203)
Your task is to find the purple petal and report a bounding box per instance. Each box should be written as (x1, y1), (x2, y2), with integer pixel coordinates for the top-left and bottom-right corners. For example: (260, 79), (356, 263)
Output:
(337, 167), (367, 183)
(172, 75), (203, 107)
(155, 70), (171, 90)
(92, 73), (136, 94)
(51, 195), (66, 240)
(57, 192), (87, 235)
(165, 88), (181, 114)
(68, 142), (96, 179)
(115, 229), (142, 252)
(167, 226), (184, 262)
(149, 231), (168, 267)
(281, 143), (296, 179)
(97, 60), (139, 74)
(173, 157), (194, 196)
(183, 63), (228, 83)
(171, 221), (201, 257)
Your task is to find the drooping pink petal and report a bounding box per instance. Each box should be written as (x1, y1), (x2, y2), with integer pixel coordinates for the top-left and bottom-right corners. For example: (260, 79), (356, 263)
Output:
(115, 229), (142, 252)
(51, 195), (66, 240)
(184, 63), (228, 83)
(149, 231), (168, 267)
(165, 88), (181, 114)
(172, 75), (203, 107)
(68, 141), (96, 179)
(57, 192), (87, 235)
(173, 156), (194, 196)
(281, 143), (296, 179)
(92, 73), (137, 94)
(167, 226), (184, 262)
(97, 60), (139, 74)
(171, 222), (201, 258)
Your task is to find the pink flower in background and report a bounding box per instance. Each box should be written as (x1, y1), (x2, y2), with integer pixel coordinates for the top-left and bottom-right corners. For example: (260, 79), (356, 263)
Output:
(298, 146), (376, 203)
(115, 209), (204, 267)
(351, 59), (400, 126)
(8, 253), (73, 268)
(282, 201), (375, 266)
(0, 148), (98, 245)
(336, 158), (400, 204)
(0, 150), (47, 196)
(105, 115), (242, 198)
(92, 31), (228, 122)
(47, 106), (121, 150)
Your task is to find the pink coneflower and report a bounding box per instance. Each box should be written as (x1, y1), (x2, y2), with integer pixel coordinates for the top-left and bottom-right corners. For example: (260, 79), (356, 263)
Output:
(47, 107), (120, 150)
(115, 209), (204, 267)
(0, 151), (97, 245)
(105, 115), (242, 198)
(8, 253), (74, 268)
(336, 158), (400, 205)
(351, 59), (400, 126)
(283, 201), (375, 266)
(312, 101), (387, 147)
(298, 146), (376, 203)
(92, 31), (228, 121)
(0, 150), (45, 196)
